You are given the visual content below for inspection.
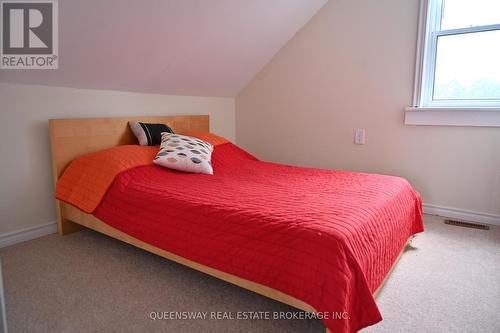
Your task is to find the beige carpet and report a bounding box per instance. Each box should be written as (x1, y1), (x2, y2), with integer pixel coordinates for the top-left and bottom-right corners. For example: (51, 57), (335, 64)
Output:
(1, 215), (499, 333)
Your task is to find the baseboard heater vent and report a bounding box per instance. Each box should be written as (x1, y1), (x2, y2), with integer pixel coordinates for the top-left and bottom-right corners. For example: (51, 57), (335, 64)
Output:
(444, 219), (490, 230)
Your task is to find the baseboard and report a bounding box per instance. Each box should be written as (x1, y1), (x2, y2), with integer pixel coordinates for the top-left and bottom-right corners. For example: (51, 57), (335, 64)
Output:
(0, 204), (498, 248)
(423, 204), (500, 227)
(0, 221), (57, 248)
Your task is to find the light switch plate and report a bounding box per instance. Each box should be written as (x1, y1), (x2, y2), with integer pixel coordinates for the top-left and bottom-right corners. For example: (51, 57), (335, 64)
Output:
(355, 129), (365, 145)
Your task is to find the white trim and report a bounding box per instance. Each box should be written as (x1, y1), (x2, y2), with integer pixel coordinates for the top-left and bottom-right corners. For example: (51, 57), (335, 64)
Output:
(436, 23), (500, 37)
(423, 204), (500, 227)
(0, 221), (57, 248)
(411, 0), (428, 107)
(420, 0), (442, 107)
(405, 107), (500, 127)
(423, 99), (500, 108)
(0, 206), (497, 251)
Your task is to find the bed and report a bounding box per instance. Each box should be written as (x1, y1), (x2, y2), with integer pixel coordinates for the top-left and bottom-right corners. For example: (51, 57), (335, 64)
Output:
(49, 115), (423, 333)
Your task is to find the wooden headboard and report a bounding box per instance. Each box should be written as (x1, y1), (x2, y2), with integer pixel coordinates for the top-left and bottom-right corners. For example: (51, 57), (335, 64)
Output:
(49, 115), (209, 182)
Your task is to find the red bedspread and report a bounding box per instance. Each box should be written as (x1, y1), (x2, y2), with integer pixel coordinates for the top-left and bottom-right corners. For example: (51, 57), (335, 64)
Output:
(61, 142), (423, 333)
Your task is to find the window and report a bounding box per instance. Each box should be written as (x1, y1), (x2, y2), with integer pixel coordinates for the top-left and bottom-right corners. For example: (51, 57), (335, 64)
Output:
(406, 0), (500, 126)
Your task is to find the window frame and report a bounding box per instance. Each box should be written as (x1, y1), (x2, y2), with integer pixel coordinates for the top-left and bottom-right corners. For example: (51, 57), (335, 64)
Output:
(414, 0), (500, 108)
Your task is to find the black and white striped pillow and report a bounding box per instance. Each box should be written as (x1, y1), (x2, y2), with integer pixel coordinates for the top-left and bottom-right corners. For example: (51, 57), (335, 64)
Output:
(129, 121), (174, 146)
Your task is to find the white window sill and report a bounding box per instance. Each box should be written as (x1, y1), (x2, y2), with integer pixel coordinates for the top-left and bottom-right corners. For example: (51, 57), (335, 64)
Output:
(405, 107), (500, 127)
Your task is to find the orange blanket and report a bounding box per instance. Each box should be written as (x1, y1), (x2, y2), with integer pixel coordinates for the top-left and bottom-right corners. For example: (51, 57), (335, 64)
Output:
(56, 132), (228, 213)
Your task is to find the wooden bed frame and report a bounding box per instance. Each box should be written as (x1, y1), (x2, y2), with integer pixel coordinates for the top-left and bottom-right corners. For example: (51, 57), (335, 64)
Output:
(49, 115), (408, 333)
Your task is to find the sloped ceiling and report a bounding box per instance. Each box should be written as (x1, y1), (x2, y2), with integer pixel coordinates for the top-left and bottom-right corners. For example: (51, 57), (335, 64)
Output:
(0, 0), (327, 97)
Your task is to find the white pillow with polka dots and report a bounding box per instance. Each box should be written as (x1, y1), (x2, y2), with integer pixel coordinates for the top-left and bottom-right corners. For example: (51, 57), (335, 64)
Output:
(154, 133), (214, 175)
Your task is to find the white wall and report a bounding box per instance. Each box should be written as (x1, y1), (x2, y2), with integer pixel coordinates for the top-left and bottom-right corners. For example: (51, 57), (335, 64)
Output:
(236, 0), (500, 217)
(0, 83), (235, 236)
